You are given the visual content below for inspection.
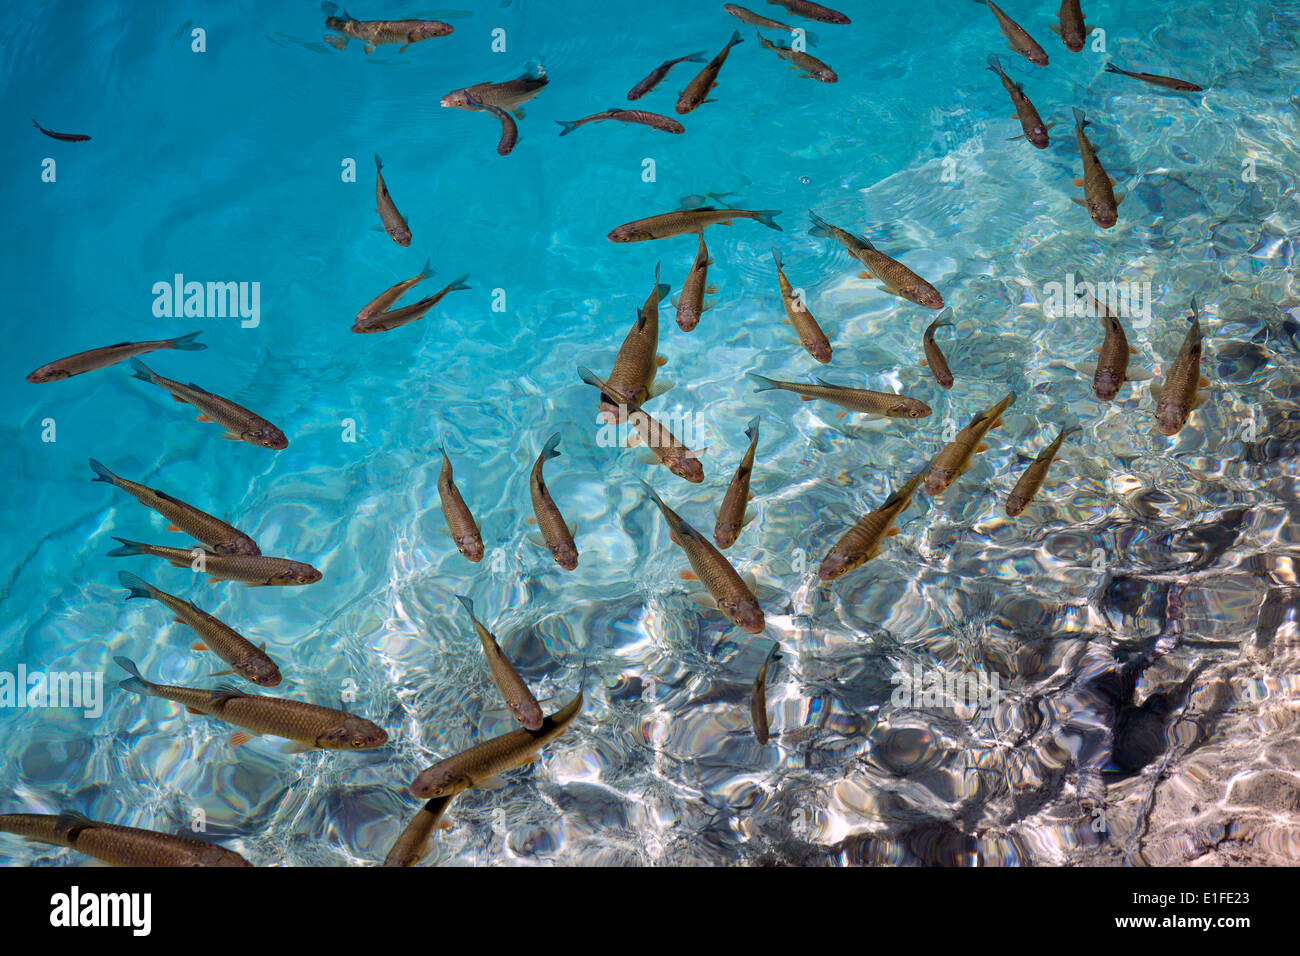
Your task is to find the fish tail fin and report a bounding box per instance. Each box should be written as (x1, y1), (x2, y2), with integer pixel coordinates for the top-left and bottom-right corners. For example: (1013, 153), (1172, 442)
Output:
(652, 260), (671, 302)
(521, 56), (546, 80)
(808, 210), (831, 237)
(447, 274), (471, 292)
(555, 119), (582, 136)
(987, 53), (1002, 73)
(114, 656), (153, 696)
(117, 571), (155, 600)
(753, 209), (782, 232)
(933, 307), (955, 329)
(684, 51), (709, 63)
(87, 457), (117, 484)
(321, 2), (339, 15)
(771, 247), (782, 269)
(638, 479), (668, 512)
(1072, 107), (1088, 128)
(128, 358), (156, 383)
(420, 259), (434, 279)
(745, 415), (761, 443)
(1062, 424), (1084, 439)
(374, 153), (384, 170)
(32, 119), (40, 130)
(455, 594), (475, 618)
(106, 536), (147, 558)
(1103, 62), (1120, 73)
(168, 331), (206, 351)
(540, 431), (562, 461)
(747, 372), (778, 392)
(727, 29), (744, 47)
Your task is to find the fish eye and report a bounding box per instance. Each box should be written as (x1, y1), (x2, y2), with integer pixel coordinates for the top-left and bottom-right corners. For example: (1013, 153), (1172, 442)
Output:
(351, 738), (364, 748)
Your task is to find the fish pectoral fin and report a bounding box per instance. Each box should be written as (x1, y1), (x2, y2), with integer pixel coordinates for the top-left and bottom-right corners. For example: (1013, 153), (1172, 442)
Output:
(166, 523), (181, 532)
(975, 442), (990, 453)
(1006, 134), (1026, 142)
(1192, 391), (1210, 410)
(1077, 361), (1097, 377)
(1070, 197), (1089, 207)
(1198, 375), (1211, 387)
(680, 569), (699, 581)
(241, 580), (269, 587)
(191, 641), (207, 651)
(363, 43), (376, 54)
(1129, 345), (1139, 355)
(219, 433), (242, 441)
(524, 515), (537, 525)
(230, 731), (256, 748)
(1108, 176), (1118, 185)
(636, 451), (661, 466)
(397, 42), (412, 53)
(567, 521), (577, 536)
(648, 380), (674, 397)
(478, 774), (509, 790)
(689, 590), (719, 610)
(654, 354), (668, 368)
(1126, 367), (1154, 381)
(886, 527), (901, 537)
(1149, 383), (1163, 401)
(1048, 22), (1062, 34)
(1114, 192), (1127, 205)
(280, 741), (316, 754)
(704, 284), (719, 294)
(526, 533), (547, 549)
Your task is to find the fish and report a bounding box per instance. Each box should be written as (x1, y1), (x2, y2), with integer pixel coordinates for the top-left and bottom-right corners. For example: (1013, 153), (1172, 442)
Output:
(27, 331), (205, 383)
(977, 0), (1048, 66)
(1153, 298), (1209, 436)
(351, 275), (470, 333)
(410, 686), (583, 798)
(557, 108), (685, 136)
(457, 595), (544, 730)
(755, 32), (838, 82)
(773, 248), (831, 362)
(922, 309), (956, 389)
(106, 538), (322, 586)
(725, 5), (795, 31)
(749, 373), (932, 420)
(819, 462), (929, 580)
(116, 656), (388, 750)
(357, 261), (433, 323)
(641, 479), (764, 633)
(609, 206), (782, 242)
(1104, 62), (1203, 92)
(1071, 108), (1124, 229)
(0, 812), (250, 867)
(924, 391), (1017, 495)
(441, 63), (549, 116)
(677, 30), (745, 114)
(463, 92), (519, 156)
(89, 458), (260, 556)
(321, 2), (453, 53)
(32, 119), (90, 142)
(129, 358), (288, 449)
(438, 444), (485, 562)
(808, 211), (944, 309)
(767, 0), (850, 24)
(578, 367), (704, 483)
(1006, 424), (1081, 516)
(751, 643), (781, 744)
(987, 54), (1051, 148)
(627, 52), (708, 100)
(714, 416), (760, 549)
(599, 265), (670, 416)
(382, 796), (455, 867)
(374, 154), (411, 246)
(1051, 0), (1089, 52)
(674, 233), (715, 332)
(118, 571), (281, 686)
(1081, 286), (1137, 401)
(530, 432), (578, 570)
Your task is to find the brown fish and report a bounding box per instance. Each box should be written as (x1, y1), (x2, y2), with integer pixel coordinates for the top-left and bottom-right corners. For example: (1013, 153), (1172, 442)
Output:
(749, 373), (932, 420)
(27, 331), (204, 383)
(1153, 298), (1208, 436)
(558, 109), (685, 136)
(987, 54), (1051, 148)
(374, 154), (411, 246)
(357, 260), (433, 323)
(1079, 284), (1137, 401)
(978, 0), (1049, 66)
(441, 64), (549, 116)
(382, 796), (454, 867)
(925, 391), (1017, 495)
(725, 4), (794, 31)
(129, 358), (288, 449)
(1051, 0), (1089, 51)
(714, 416), (760, 549)
(438, 444), (485, 562)
(627, 51), (708, 100)
(751, 643), (781, 744)
(819, 462), (928, 580)
(674, 234), (716, 332)
(767, 0), (850, 24)
(579, 367), (704, 483)
(0, 812), (250, 867)
(598, 264), (671, 417)
(773, 248), (831, 362)
(922, 310), (955, 389)
(88, 457), (259, 556)
(756, 32), (838, 82)
(677, 31), (745, 114)
(352, 276), (470, 333)
(529, 432), (578, 570)
(464, 93), (519, 156)
(322, 3), (453, 54)
(1071, 108), (1124, 228)
(610, 206), (782, 242)
(457, 595), (544, 730)
(808, 211), (944, 309)
(1006, 424), (1081, 516)
(116, 656), (387, 750)
(1104, 62), (1203, 92)
(106, 538), (321, 585)
(31, 119), (91, 142)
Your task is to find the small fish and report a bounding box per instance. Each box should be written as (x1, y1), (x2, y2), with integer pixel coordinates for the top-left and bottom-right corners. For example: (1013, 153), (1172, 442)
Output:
(27, 331), (204, 383)
(530, 432), (578, 570)
(1071, 108), (1124, 229)
(609, 205), (782, 242)
(1081, 286), (1137, 401)
(922, 309), (955, 389)
(1006, 424), (1081, 516)
(755, 32), (837, 82)
(32, 119), (90, 142)
(438, 444), (485, 562)
(751, 643), (781, 744)
(90, 458), (259, 556)
(767, 0), (850, 24)
(357, 261), (433, 322)
(819, 463), (928, 580)
(627, 52), (708, 101)
(463, 92), (519, 156)
(118, 571), (281, 686)
(129, 358), (288, 449)
(457, 595), (544, 730)
(1104, 62), (1203, 92)
(410, 686), (583, 798)
(714, 416), (760, 549)
(749, 373), (932, 420)
(106, 538), (321, 585)
(599, 264), (670, 416)
(1051, 0), (1089, 52)
(674, 233), (715, 332)
(374, 154), (411, 246)
(382, 796), (455, 867)
(0, 812), (250, 867)
(773, 248), (831, 362)
(441, 63), (549, 116)
(1153, 299), (1209, 436)
(808, 211), (944, 309)
(321, 2), (453, 53)
(578, 367), (704, 483)
(557, 108), (685, 136)
(977, 0), (1048, 66)
(987, 54), (1051, 148)
(641, 480), (764, 632)
(677, 30), (745, 114)
(925, 391), (1017, 495)
(351, 275), (470, 333)
(725, 4), (794, 31)
(116, 656), (387, 750)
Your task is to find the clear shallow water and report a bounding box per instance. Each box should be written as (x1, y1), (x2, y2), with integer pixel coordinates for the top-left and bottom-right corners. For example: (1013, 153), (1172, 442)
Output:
(2, 0), (1299, 866)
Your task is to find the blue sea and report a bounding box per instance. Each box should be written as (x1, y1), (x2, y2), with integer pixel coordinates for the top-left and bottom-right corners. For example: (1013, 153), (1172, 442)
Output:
(3, 0), (1299, 866)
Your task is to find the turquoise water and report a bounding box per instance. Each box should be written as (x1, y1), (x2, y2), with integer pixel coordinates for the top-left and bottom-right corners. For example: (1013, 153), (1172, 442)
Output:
(3, 0), (1300, 866)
